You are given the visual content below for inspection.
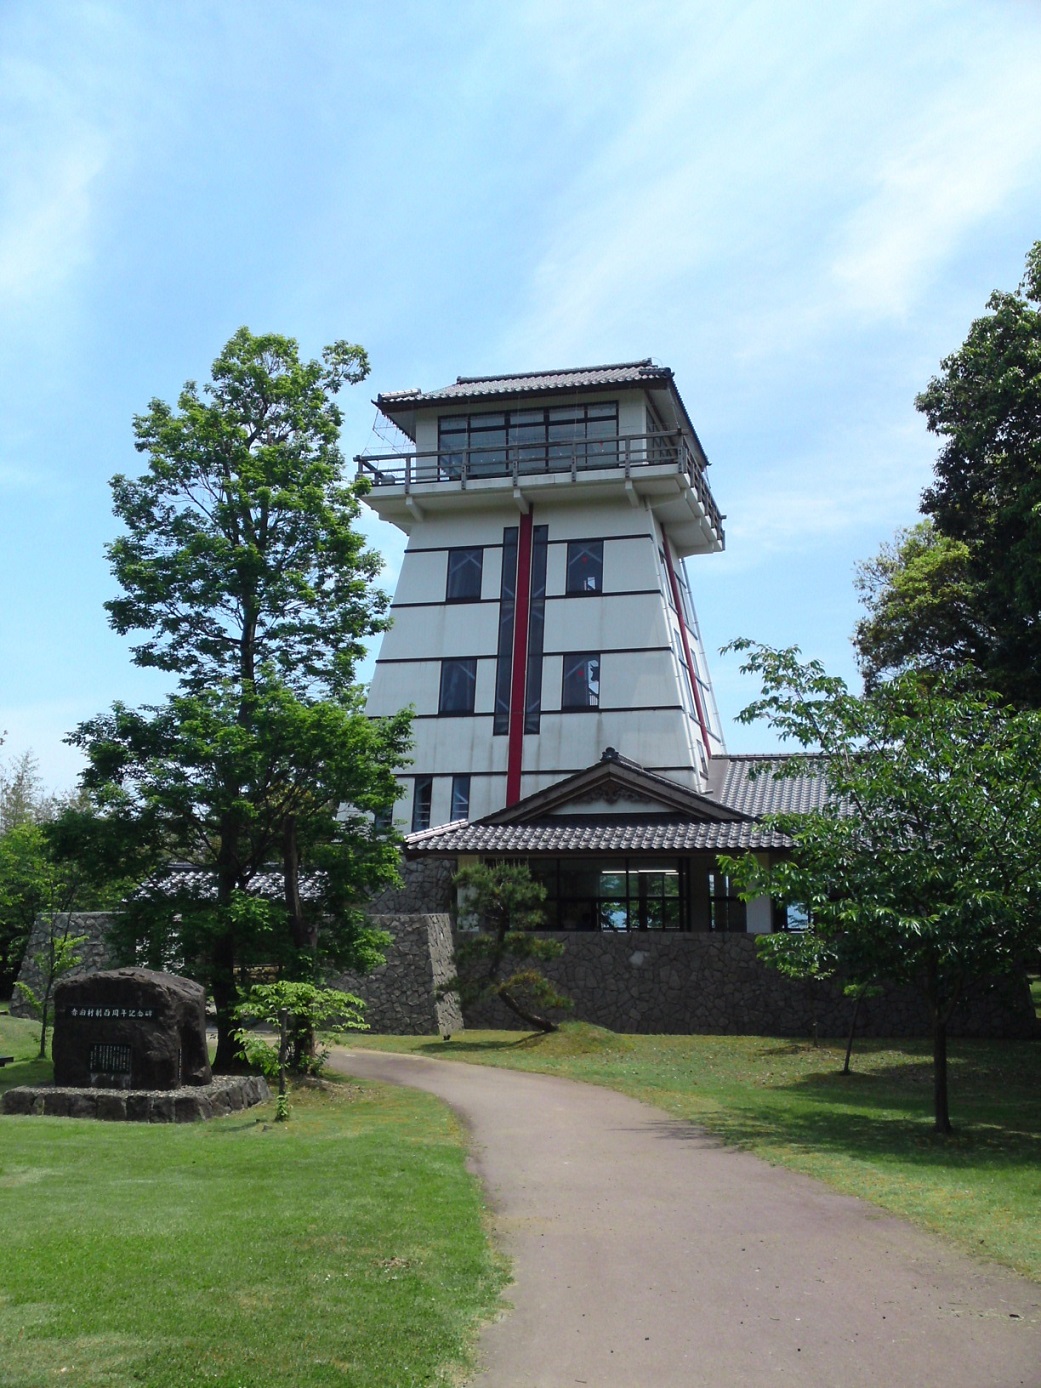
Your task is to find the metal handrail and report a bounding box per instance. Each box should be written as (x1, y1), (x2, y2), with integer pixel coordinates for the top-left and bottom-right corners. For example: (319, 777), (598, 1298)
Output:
(354, 430), (723, 538)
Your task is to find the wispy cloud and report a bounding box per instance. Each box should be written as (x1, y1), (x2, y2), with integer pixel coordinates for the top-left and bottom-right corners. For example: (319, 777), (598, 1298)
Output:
(0, 458), (61, 495)
(825, 52), (1041, 323)
(501, 3), (1041, 367)
(0, 53), (110, 314)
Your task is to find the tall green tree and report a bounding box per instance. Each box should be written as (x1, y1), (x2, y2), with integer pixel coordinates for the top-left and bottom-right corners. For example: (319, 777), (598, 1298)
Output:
(918, 241), (1041, 707)
(77, 329), (409, 1068)
(721, 641), (1041, 1135)
(852, 521), (988, 691)
(859, 242), (1041, 703)
(0, 749), (60, 833)
(107, 327), (380, 696)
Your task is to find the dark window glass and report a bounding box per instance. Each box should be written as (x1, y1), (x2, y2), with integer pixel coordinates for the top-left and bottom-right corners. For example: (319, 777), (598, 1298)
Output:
(708, 872), (746, 932)
(411, 776), (433, 833)
(450, 774), (471, 821)
(446, 547), (483, 601)
(437, 416), (468, 480)
(494, 527), (518, 735)
(561, 653), (600, 709)
(531, 859), (688, 931)
(773, 900), (810, 932)
(566, 539), (603, 594)
(439, 657), (477, 714)
(437, 404), (618, 476)
(524, 525), (548, 733)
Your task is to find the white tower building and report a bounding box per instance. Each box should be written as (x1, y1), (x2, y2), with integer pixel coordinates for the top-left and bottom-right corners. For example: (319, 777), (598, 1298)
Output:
(358, 362), (726, 832)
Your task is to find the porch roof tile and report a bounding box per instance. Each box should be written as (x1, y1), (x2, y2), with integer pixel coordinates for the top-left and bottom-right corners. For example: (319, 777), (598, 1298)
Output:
(405, 817), (793, 856)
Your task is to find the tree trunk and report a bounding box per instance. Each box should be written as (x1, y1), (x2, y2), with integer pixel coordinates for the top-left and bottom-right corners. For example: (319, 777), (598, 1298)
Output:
(210, 928), (239, 1072)
(932, 1012), (952, 1135)
(283, 815), (316, 1067)
(925, 956), (955, 1135)
(497, 986), (559, 1033)
(276, 1007), (289, 1117)
(842, 989), (864, 1075)
(211, 823), (243, 1073)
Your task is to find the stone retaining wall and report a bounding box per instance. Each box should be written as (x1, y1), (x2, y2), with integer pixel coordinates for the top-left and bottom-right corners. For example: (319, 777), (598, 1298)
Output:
(462, 931), (1037, 1039)
(10, 913), (118, 1017)
(367, 858), (456, 915)
(13, 907), (1033, 1041)
(333, 913), (462, 1036)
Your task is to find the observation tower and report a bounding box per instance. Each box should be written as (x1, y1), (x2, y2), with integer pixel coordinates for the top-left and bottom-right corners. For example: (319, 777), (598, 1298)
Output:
(357, 361), (726, 831)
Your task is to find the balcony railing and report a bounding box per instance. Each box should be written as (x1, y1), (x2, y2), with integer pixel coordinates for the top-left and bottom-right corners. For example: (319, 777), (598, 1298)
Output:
(355, 430), (724, 539)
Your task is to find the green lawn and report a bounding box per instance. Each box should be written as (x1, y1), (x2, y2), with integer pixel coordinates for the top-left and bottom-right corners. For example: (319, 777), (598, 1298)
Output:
(3, 1008), (1036, 1388)
(0, 1015), (505, 1388)
(352, 1025), (1041, 1282)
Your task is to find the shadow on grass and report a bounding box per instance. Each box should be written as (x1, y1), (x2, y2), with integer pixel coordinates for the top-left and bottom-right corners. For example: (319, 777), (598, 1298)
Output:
(638, 1093), (1041, 1171)
(0, 1057), (51, 1094)
(408, 1036), (537, 1057)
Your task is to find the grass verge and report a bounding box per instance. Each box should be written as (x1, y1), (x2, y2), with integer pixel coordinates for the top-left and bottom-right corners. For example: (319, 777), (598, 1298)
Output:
(0, 1014), (506, 1388)
(351, 1025), (1041, 1282)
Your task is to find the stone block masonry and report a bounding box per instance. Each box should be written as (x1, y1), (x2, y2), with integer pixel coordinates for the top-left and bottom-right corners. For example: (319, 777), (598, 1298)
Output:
(2, 1075), (270, 1122)
(334, 913), (462, 1036)
(462, 931), (1038, 1039)
(10, 913), (118, 1016)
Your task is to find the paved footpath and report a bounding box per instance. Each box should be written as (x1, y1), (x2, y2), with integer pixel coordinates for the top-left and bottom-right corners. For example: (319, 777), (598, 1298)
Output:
(331, 1049), (1041, 1388)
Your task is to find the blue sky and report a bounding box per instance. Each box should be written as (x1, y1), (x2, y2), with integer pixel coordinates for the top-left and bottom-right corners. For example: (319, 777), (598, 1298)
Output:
(2, 0), (1040, 790)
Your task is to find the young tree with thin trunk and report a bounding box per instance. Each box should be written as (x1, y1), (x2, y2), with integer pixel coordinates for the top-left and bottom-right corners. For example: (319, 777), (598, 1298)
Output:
(721, 641), (1041, 1135)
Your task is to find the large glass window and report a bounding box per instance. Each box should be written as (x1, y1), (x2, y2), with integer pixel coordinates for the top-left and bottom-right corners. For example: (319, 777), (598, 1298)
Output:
(562, 653), (600, 709)
(439, 658), (477, 715)
(524, 525), (549, 733)
(446, 547), (483, 602)
(531, 860), (688, 931)
(438, 402), (618, 476)
(566, 539), (603, 595)
(411, 776), (433, 833)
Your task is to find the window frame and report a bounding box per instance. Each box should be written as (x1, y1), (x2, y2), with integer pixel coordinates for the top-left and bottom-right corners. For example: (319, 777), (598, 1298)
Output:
(437, 402), (619, 476)
(411, 776), (433, 834)
(565, 539), (604, 595)
(561, 652), (601, 710)
(450, 774), (471, 821)
(445, 547), (483, 603)
(438, 657), (478, 715)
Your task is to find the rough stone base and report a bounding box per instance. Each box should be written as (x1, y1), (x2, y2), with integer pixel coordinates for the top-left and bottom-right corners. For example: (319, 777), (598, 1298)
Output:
(2, 1074), (270, 1122)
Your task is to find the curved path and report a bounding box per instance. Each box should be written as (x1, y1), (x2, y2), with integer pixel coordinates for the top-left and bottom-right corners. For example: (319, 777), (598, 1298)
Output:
(331, 1048), (1040, 1388)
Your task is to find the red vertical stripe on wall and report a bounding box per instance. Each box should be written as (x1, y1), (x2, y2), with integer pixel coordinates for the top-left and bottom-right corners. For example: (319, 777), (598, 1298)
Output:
(662, 538), (712, 762)
(506, 510), (534, 805)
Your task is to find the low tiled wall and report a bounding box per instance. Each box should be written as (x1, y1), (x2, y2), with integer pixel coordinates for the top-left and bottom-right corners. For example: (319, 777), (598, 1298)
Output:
(462, 931), (1037, 1039)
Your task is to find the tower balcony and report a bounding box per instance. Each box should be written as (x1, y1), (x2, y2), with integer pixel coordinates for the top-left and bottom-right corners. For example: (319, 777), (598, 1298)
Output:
(355, 429), (725, 553)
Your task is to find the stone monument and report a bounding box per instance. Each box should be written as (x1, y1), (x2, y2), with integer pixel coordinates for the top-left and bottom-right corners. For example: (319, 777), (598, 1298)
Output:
(52, 968), (212, 1090)
(1, 965), (273, 1122)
